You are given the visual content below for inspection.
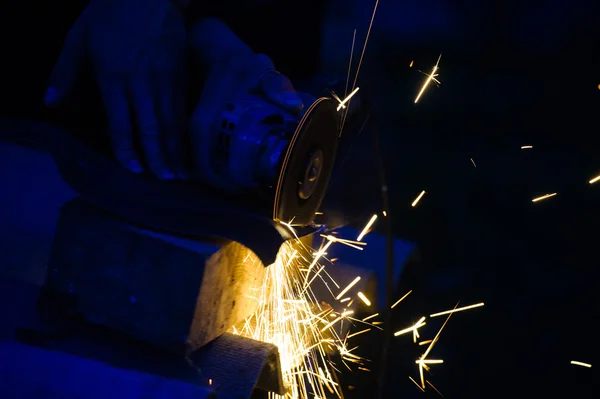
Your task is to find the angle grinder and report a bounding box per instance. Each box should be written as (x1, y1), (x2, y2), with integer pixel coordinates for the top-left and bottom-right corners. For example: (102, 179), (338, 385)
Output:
(203, 92), (340, 226)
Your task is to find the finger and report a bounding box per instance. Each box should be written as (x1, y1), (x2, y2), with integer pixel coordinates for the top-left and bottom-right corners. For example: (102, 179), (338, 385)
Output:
(45, 8), (90, 106)
(255, 54), (304, 113)
(98, 80), (143, 173)
(130, 71), (174, 180)
(260, 72), (304, 113)
(153, 67), (186, 179)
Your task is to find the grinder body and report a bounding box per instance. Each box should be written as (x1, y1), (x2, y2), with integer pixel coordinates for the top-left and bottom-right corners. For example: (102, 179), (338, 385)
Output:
(203, 93), (340, 226)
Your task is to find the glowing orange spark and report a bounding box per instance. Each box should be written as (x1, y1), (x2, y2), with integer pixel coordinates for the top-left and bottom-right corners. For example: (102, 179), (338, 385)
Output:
(362, 313), (379, 322)
(589, 174), (600, 184)
(344, 29), (357, 100)
(521, 145), (533, 149)
(419, 340), (433, 346)
(417, 303), (458, 388)
(340, 0), (380, 134)
(426, 380), (445, 398)
(357, 292), (371, 306)
(532, 193), (557, 203)
(429, 302), (484, 318)
(357, 214), (378, 241)
(470, 158), (476, 168)
(409, 60), (414, 67)
(409, 376), (425, 392)
(394, 316), (426, 337)
(414, 53), (442, 103)
(336, 87), (360, 111)
(412, 190), (426, 207)
(391, 290), (412, 309)
(571, 360), (592, 368)
(335, 276), (361, 300)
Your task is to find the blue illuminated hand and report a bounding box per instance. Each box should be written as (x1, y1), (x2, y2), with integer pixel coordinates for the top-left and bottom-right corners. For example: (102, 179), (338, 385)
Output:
(188, 18), (304, 185)
(44, 0), (187, 179)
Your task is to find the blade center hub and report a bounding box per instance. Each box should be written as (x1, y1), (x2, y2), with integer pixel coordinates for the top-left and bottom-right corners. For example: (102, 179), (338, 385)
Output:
(298, 149), (323, 200)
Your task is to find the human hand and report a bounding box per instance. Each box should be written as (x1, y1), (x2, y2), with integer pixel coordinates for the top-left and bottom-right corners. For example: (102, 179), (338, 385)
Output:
(44, 0), (187, 179)
(188, 18), (303, 187)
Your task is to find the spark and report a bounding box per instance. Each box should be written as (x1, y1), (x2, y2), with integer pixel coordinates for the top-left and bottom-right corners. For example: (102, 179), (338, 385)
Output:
(347, 328), (371, 339)
(521, 145), (533, 149)
(589, 174), (600, 184)
(382, 210), (387, 216)
(532, 193), (557, 203)
(362, 313), (379, 322)
(330, 91), (346, 109)
(391, 290), (412, 309)
(394, 317), (426, 337)
(343, 29), (357, 99)
(571, 360), (592, 368)
(357, 292), (371, 306)
(426, 380), (445, 398)
(340, 0), (380, 134)
(412, 190), (426, 207)
(336, 87), (360, 111)
(470, 158), (477, 168)
(208, 379), (213, 386)
(416, 359), (444, 364)
(429, 302), (484, 318)
(414, 54), (442, 103)
(357, 214), (378, 241)
(409, 60), (414, 67)
(336, 276), (361, 300)
(409, 376), (425, 392)
(416, 303), (457, 389)
(232, 213), (386, 398)
(419, 340), (433, 346)
(321, 234), (366, 251)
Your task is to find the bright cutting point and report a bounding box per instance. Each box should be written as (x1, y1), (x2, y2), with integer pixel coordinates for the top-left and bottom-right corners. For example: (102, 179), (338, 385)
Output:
(337, 87), (360, 111)
(414, 53), (442, 103)
(589, 174), (600, 184)
(571, 360), (592, 368)
(429, 302), (484, 318)
(412, 190), (426, 207)
(357, 214), (378, 241)
(532, 193), (557, 203)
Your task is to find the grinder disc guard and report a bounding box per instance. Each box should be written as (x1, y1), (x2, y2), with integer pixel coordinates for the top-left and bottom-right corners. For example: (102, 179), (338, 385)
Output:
(274, 98), (339, 225)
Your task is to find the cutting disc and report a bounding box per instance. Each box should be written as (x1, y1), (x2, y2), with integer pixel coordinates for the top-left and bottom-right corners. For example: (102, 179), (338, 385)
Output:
(273, 97), (339, 226)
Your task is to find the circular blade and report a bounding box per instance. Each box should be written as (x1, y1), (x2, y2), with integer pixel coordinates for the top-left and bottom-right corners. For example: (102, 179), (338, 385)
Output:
(273, 97), (339, 225)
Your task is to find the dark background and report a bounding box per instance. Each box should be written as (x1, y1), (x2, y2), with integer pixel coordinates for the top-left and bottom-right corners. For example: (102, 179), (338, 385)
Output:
(1, 0), (600, 398)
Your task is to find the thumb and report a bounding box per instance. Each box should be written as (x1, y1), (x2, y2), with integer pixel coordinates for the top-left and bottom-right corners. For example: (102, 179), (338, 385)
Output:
(44, 9), (89, 106)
